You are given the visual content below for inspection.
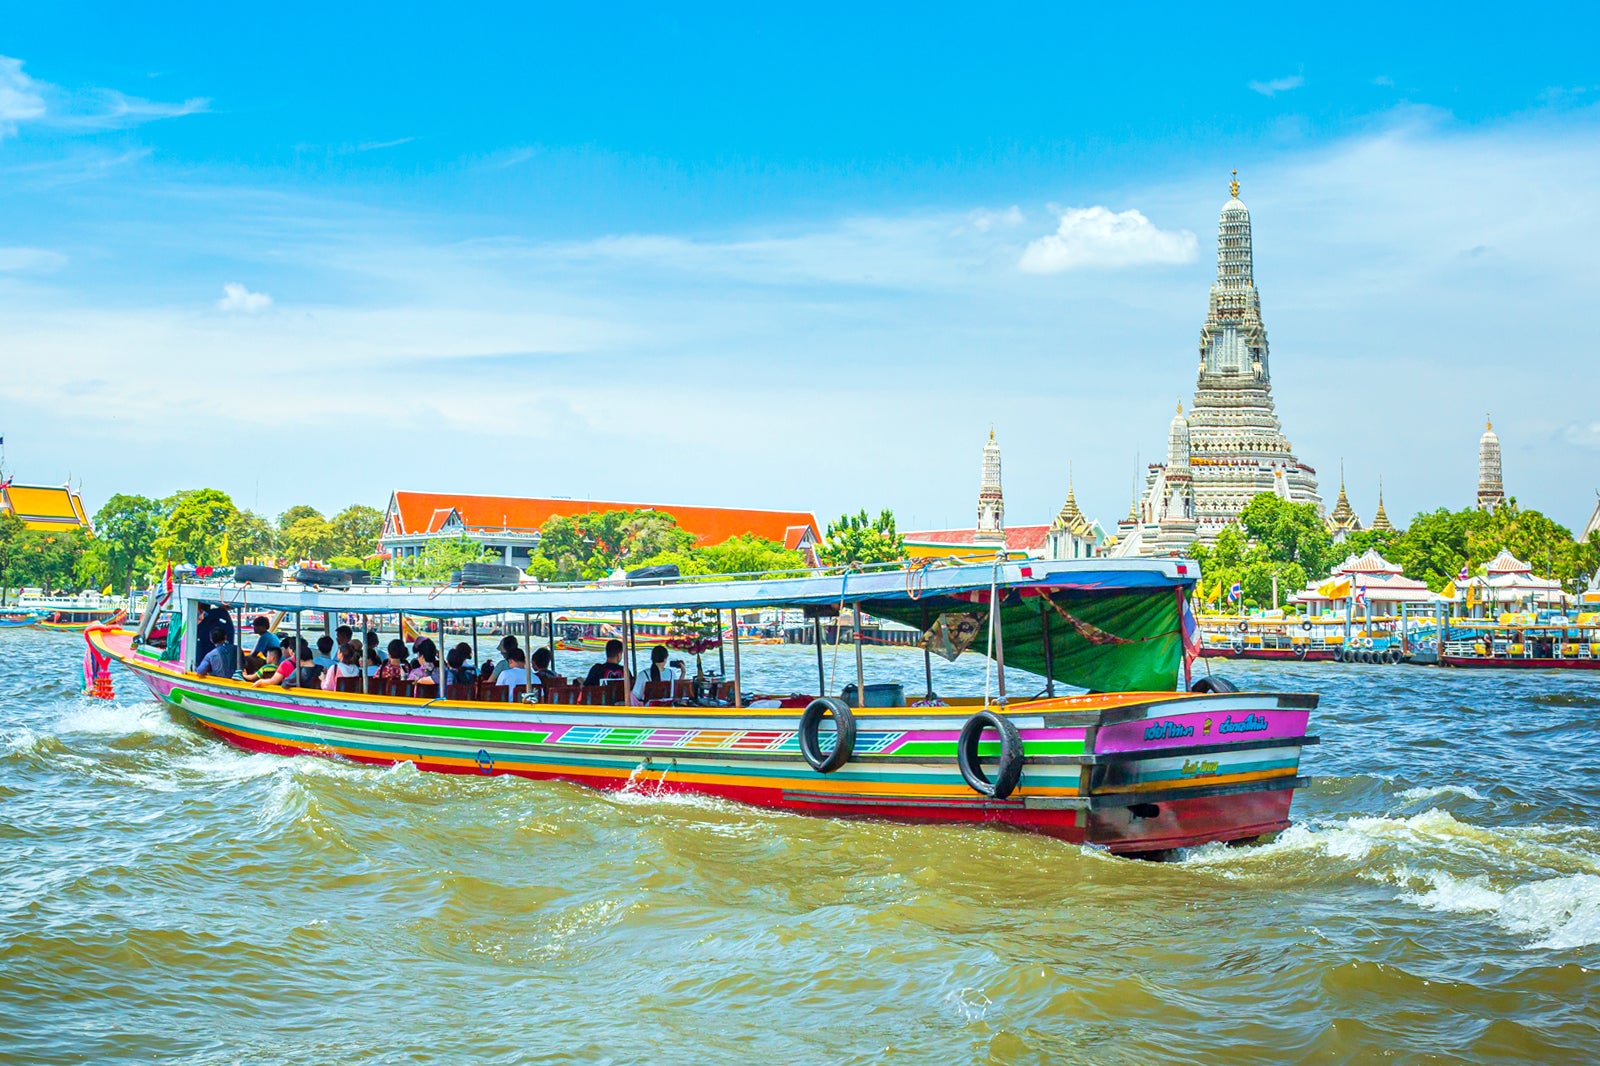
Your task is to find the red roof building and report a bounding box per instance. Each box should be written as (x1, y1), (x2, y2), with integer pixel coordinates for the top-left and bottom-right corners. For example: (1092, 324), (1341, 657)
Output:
(381, 491), (820, 569)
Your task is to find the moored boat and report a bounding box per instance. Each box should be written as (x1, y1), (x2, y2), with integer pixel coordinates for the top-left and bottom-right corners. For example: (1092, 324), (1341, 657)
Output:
(1438, 612), (1600, 670)
(90, 558), (1319, 855)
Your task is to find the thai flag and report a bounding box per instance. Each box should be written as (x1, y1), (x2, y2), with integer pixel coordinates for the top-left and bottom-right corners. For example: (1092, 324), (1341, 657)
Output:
(1457, 562), (1469, 582)
(1354, 585), (1367, 606)
(1228, 581), (1241, 602)
(1180, 595), (1202, 661)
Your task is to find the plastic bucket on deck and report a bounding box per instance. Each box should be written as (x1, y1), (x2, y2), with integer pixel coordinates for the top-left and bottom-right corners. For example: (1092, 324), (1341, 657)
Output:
(839, 683), (906, 708)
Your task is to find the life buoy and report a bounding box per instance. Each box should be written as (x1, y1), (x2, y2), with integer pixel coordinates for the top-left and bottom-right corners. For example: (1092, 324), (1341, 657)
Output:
(1294, 644), (1309, 659)
(1301, 621), (1313, 632)
(1237, 622), (1249, 633)
(798, 697), (856, 773)
(1191, 676), (1239, 693)
(1358, 637), (1373, 649)
(957, 710), (1023, 799)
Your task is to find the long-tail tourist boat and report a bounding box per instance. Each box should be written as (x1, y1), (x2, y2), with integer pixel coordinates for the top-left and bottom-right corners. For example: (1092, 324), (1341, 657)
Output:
(88, 558), (1319, 855)
(1438, 612), (1600, 670)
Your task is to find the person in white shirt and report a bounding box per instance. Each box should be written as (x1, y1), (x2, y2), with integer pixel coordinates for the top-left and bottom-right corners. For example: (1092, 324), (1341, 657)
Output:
(633, 644), (685, 702)
(496, 648), (529, 690)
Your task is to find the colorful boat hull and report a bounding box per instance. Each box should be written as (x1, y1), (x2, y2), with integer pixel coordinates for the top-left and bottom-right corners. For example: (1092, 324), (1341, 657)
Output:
(94, 629), (1316, 853)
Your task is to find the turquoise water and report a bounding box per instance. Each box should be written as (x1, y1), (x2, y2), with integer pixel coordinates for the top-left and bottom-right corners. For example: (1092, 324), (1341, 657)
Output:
(2, 629), (1597, 1063)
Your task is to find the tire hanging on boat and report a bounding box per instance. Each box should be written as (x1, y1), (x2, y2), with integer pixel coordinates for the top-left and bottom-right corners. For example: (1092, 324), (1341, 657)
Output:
(1191, 676), (1239, 693)
(798, 697), (856, 774)
(956, 709), (1023, 799)
(232, 564), (284, 585)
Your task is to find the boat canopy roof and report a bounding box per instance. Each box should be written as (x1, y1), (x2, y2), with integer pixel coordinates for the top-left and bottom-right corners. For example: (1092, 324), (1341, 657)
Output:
(169, 558), (1197, 620)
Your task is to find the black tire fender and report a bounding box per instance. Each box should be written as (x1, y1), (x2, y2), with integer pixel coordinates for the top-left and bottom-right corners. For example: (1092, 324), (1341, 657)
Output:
(957, 710), (1024, 799)
(1190, 676), (1239, 694)
(1236, 621), (1249, 633)
(1301, 621), (1313, 632)
(799, 697), (855, 773)
(233, 564), (284, 585)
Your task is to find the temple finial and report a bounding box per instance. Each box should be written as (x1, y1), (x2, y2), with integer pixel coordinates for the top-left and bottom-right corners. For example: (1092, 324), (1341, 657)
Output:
(1486, 412), (1492, 432)
(1230, 169), (1240, 198)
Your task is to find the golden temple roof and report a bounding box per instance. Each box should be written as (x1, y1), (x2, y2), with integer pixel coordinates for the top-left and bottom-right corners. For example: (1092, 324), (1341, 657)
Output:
(0, 484), (90, 531)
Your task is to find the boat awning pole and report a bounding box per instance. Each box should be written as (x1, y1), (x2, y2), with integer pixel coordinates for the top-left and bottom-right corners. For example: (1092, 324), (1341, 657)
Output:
(1040, 597), (1055, 697)
(994, 591), (1007, 704)
(717, 610), (727, 679)
(730, 609), (743, 708)
(853, 604), (865, 709)
(813, 617), (825, 696)
(294, 610), (304, 687)
(922, 606), (934, 699)
(547, 611), (555, 673)
(360, 612), (368, 694)
(471, 617), (479, 679)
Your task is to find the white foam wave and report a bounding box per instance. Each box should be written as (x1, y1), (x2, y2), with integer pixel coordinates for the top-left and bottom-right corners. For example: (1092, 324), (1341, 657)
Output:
(1398, 784), (1489, 803)
(55, 698), (187, 739)
(1394, 868), (1600, 951)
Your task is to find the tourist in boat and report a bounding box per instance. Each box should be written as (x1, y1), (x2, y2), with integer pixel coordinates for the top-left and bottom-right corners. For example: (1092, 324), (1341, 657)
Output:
(445, 643), (476, 685)
(362, 642), (386, 677)
(335, 624), (353, 652)
(408, 639), (440, 690)
(364, 629), (383, 666)
(376, 640), (409, 682)
(251, 638), (303, 688)
(286, 642), (324, 689)
(243, 616), (281, 673)
(195, 627), (237, 679)
(313, 635), (337, 670)
(632, 645), (685, 702)
(321, 642), (362, 691)
(530, 646), (559, 690)
(243, 643), (283, 682)
(583, 639), (626, 687)
(496, 648), (528, 690)
(488, 635), (520, 683)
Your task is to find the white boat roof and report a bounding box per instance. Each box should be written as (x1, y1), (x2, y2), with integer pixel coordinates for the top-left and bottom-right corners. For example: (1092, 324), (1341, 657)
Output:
(169, 557), (1198, 618)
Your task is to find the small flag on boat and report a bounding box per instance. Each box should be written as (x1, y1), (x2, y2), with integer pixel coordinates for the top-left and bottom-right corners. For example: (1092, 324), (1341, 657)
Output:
(1457, 562), (1470, 582)
(1354, 585), (1367, 607)
(1228, 581), (1241, 603)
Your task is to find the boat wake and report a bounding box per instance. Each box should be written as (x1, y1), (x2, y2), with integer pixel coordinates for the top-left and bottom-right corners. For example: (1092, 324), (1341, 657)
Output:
(1179, 807), (1600, 951)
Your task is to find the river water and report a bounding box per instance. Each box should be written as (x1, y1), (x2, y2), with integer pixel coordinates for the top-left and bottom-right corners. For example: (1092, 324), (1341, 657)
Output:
(2, 628), (1597, 1063)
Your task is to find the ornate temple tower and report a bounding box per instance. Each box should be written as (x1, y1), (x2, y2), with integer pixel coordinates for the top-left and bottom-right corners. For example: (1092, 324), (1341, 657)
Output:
(1154, 172), (1321, 545)
(975, 428), (1005, 542)
(1477, 415), (1505, 512)
(1150, 403), (1199, 554)
(1371, 479), (1395, 533)
(1326, 461), (1362, 536)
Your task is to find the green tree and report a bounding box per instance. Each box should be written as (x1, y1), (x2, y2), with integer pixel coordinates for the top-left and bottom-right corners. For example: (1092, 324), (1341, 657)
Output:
(15, 527), (90, 595)
(393, 536), (493, 583)
(227, 509), (276, 563)
(0, 512), (25, 604)
(818, 509), (904, 567)
(692, 534), (807, 576)
(532, 509), (697, 581)
(1238, 494), (1336, 578)
(282, 515), (337, 561)
(90, 493), (164, 595)
(153, 489), (236, 566)
(277, 504), (323, 531)
(329, 504), (383, 558)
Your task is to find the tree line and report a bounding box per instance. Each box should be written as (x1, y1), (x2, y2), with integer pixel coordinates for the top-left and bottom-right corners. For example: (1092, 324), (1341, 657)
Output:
(1190, 494), (1599, 612)
(0, 490), (384, 601)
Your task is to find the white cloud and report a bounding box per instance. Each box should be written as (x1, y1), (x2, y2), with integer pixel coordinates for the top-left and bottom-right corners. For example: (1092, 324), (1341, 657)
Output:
(1562, 421), (1600, 450)
(216, 283), (273, 313)
(1017, 206), (1197, 272)
(967, 205), (1024, 232)
(1249, 74), (1305, 97)
(0, 56), (46, 137)
(0, 247), (66, 272)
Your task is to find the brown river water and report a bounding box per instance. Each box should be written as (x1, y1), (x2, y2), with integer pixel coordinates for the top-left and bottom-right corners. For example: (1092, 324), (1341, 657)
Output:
(2, 629), (1597, 1063)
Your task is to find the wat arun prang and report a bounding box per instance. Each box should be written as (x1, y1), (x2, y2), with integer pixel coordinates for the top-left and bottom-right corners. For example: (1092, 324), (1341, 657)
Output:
(1119, 174), (1322, 556)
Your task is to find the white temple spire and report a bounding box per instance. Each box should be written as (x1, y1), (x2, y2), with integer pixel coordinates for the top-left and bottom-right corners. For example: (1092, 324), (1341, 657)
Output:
(975, 427), (1005, 541)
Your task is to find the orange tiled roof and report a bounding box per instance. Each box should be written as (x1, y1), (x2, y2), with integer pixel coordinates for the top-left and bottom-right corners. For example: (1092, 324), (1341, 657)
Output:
(386, 491), (819, 547)
(2, 484), (90, 531)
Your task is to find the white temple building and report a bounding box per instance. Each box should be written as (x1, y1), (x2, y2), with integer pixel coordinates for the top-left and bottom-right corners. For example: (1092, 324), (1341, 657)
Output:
(1455, 548), (1568, 610)
(1290, 548), (1438, 614)
(1477, 416), (1505, 511)
(1118, 174), (1321, 556)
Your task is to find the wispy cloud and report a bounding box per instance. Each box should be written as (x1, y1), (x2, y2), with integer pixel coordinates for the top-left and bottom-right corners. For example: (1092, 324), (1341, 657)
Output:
(1018, 206), (1197, 272)
(0, 54), (208, 137)
(1373, 75), (1395, 87)
(0, 56), (47, 137)
(1249, 73), (1305, 97)
(357, 136), (415, 152)
(1562, 421), (1600, 450)
(216, 283), (272, 313)
(0, 247), (66, 272)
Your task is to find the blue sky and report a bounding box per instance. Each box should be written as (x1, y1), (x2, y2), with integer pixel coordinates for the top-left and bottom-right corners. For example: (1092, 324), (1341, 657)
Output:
(1, 4), (1598, 533)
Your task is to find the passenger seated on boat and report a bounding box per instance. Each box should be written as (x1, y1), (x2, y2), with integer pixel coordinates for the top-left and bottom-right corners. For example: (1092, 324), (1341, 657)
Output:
(195, 627), (238, 679)
(530, 646), (560, 689)
(362, 642), (385, 676)
(632, 645), (685, 702)
(376, 640), (409, 682)
(496, 648), (528, 689)
(194, 603), (233, 668)
(243, 615), (281, 674)
(335, 625), (353, 651)
(285, 642), (324, 689)
(583, 639), (626, 687)
(314, 635), (337, 670)
(446, 642), (477, 685)
(251, 638), (301, 688)
(408, 639), (440, 690)
(364, 630), (383, 667)
(322, 642), (362, 691)
(489, 635), (520, 683)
